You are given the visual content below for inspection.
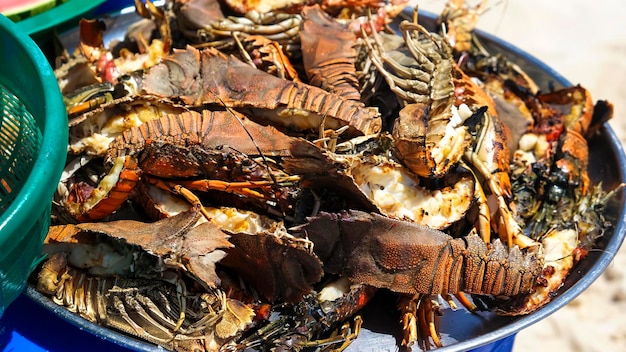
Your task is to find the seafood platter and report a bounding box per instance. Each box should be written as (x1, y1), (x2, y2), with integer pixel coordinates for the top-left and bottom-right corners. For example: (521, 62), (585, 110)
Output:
(26, 0), (626, 351)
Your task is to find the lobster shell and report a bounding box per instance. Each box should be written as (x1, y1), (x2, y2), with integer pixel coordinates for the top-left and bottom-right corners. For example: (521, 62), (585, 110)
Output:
(142, 46), (382, 136)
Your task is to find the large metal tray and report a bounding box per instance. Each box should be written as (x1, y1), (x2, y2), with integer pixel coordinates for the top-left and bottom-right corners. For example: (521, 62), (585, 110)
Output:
(29, 5), (626, 352)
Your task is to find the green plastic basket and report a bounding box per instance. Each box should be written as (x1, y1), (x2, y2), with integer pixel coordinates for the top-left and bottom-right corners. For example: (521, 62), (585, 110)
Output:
(0, 14), (67, 317)
(14, 0), (107, 36)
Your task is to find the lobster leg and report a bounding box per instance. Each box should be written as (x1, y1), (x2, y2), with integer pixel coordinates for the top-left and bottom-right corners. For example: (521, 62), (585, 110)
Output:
(419, 297), (442, 348)
(302, 316), (363, 351)
(233, 34), (301, 82)
(145, 178), (265, 222)
(462, 107), (537, 249)
(399, 291), (476, 349)
(145, 174), (300, 221)
(454, 292), (477, 312)
(398, 293), (419, 347)
(148, 177), (272, 201)
(462, 160), (492, 243)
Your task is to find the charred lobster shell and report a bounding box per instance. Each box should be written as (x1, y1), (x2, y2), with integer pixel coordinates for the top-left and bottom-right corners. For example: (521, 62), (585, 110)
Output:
(293, 210), (543, 297)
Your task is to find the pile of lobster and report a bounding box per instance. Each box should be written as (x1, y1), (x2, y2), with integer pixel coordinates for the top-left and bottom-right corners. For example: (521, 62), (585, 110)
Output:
(36, 0), (618, 350)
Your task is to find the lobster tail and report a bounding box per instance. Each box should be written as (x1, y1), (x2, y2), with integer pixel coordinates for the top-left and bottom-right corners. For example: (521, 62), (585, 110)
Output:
(460, 236), (542, 296)
(293, 210), (543, 297)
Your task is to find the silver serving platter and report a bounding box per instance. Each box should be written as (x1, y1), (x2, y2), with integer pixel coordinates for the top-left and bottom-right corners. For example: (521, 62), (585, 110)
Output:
(29, 5), (626, 352)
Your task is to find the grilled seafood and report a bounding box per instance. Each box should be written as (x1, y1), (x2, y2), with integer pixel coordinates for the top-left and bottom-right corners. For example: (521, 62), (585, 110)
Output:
(67, 95), (189, 155)
(67, 10), (167, 85)
(285, 138), (475, 230)
(60, 109), (297, 221)
(64, 81), (116, 116)
(511, 85), (597, 233)
(172, 0), (226, 42)
(437, 0), (489, 54)
(459, 74), (531, 248)
(197, 9), (302, 52)
(363, 15), (470, 179)
(220, 0), (409, 19)
(504, 86), (617, 315)
(141, 46), (382, 136)
(227, 278), (376, 351)
(300, 5), (361, 101)
(37, 252), (254, 352)
(292, 210), (542, 296)
(37, 1), (620, 351)
(364, 9), (538, 249)
(44, 208), (232, 288)
(234, 34), (301, 82)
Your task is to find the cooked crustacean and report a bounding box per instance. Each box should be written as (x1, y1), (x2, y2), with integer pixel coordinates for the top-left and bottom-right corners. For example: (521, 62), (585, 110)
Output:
(44, 208), (232, 288)
(226, 278), (377, 351)
(299, 4), (361, 101)
(292, 210), (543, 297)
(292, 209), (541, 348)
(219, 226), (325, 303)
(55, 5), (170, 115)
(284, 138), (475, 230)
(219, 0), (409, 19)
(59, 109), (298, 222)
(38, 207), (258, 352)
(511, 85), (597, 231)
(193, 10), (304, 83)
(37, 1), (620, 351)
(141, 46), (382, 136)
(67, 95), (190, 155)
(37, 252), (253, 352)
(234, 34), (302, 82)
(172, 0), (226, 42)
(363, 15), (470, 179)
(503, 85), (617, 315)
(354, 6), (619, 347)
(435, 0), (541, 95)
(437, 0), (489, 54)
(455, 66), (536, 249)
(197, 8), (302, 52)
(66, 4), (168, 85)
(363, 8), (536, 250)
(41, 203), (336, 351)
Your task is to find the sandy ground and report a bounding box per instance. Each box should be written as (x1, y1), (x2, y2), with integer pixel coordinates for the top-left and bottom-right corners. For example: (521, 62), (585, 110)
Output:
(414, 1), (626, 351)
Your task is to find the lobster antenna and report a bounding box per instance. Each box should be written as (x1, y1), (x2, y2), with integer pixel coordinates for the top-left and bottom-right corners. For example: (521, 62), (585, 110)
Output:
(232, 32), (258, 69)
(547, 246), (609, 263)
(489, 0), (508, 36)
(211, 93), (280, 186)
